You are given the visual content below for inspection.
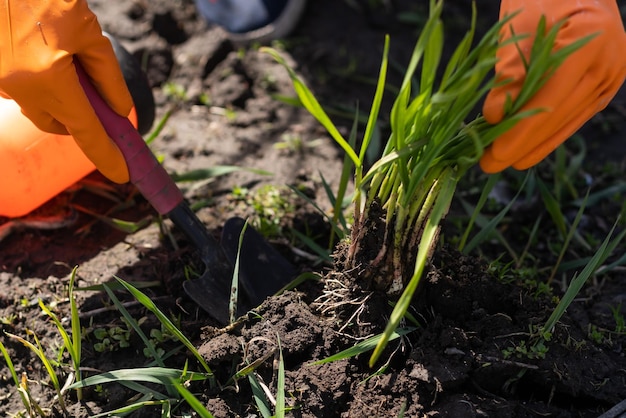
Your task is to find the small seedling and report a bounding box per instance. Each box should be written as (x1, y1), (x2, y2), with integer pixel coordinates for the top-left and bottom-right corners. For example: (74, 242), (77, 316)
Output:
(0, 313), (17, 325)
(92, 324), (132, 352)
(610, 304), (625, 335)
(587, 324), (607, 345)
(231, 184), (295, 238)
(6, 329), (68, 413)
(273, 132), (324, 153)
(0, 340), (38, 416)
(502, 339), (549, 360)
(162, 81), (188, 102)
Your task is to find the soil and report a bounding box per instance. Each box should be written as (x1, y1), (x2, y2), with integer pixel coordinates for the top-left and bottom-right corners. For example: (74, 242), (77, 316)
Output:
(1, 1), (625, 417)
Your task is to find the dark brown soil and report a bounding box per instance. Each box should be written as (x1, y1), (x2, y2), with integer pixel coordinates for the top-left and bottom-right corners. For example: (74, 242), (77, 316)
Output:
(1, 0), (625, 417)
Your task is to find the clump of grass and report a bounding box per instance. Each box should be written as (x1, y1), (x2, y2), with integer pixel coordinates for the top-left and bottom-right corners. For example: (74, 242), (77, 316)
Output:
(264, 0), (591, 365)
(0, 268), (84, 416)
(0, 339), (45, 417)
(69, 278), (289, 417)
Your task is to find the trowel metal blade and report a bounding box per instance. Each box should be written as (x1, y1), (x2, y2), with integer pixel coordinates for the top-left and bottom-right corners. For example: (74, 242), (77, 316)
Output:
(183, 276), (231, 325)
(220, 217), (297, 308)
(183, 261), (253, 325)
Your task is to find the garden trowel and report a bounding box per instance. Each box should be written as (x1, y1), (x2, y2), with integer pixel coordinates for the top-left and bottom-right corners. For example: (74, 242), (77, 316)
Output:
(75, 61), (296, 325)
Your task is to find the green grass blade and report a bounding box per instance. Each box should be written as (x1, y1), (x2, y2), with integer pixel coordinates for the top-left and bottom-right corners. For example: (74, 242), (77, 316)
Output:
(574, 182), (626, 207)
(289, 185), (346, 240)
(261, 47), (360, 166)
(73, 206), (151, 233)
(89, 400), (170, 418)
(542, 218), (626, 337)
(0, 339), (31, 410)
(440, 3), (475, 87)
(38, 301), (75, 361)
(6, 331), (65, 411)
(248, 373), (273, 418)
(68, 367), (209, 389)
(458, 198), (520, 263)
(77, 280), (160, 292)
(0, 340), (19, 387)
(458, 173), (500, 252)
(313, 327), (416, 365)
(596, 252), (626, 275)
(462, 171), (530, 255)
(68, 267), (82, 392)
(230, 220), (249, 324)
(290, 228), (332, 263)
(536, 177), (567, 238)
(359, 35), (389, 163)
(320, 171), (349, 237)
(276, 336), (286, 418)
(419, 18), (443, 95)
(327, 103), (358, 248)
(144, 109), (171, 145)
(116, 278), (214, 376)
(38, 298), (82, 399)
(547, 190), (589, 283)
(102, 283), (165, 367)
(117, 380), (169, 400)
(172, 381), (215, 418)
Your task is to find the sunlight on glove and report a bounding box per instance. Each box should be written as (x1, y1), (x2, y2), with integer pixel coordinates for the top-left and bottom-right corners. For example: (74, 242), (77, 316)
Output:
(480, 0), (626, 173)
(0, 0), (133, 183)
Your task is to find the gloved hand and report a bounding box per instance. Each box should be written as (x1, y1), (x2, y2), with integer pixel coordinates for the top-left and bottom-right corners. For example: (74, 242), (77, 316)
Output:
(480, 0), (626, 173)
(0, 0), (134, 183)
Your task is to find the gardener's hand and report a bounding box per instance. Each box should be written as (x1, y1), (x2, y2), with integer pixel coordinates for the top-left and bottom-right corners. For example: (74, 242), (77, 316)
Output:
(480, 0), (626, 173)
(0, 0), (133, 183)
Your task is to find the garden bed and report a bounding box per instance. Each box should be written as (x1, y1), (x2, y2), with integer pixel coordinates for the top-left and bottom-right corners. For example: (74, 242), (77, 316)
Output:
(0, 0), (625, 416)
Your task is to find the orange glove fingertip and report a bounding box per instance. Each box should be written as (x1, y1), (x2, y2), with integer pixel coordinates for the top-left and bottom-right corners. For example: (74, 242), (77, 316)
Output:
(479, 147), (509, 174)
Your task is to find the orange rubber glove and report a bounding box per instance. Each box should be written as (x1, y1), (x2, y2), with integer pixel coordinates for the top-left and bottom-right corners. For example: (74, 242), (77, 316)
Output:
(480, 0), (626, 173)
(0, 0), (133, 183)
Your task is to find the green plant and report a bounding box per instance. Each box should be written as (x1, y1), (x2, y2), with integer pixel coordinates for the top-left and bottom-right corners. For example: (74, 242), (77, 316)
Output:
(587, 324), (607, 345)
(610, 304), (625, 335)
(313, 327), (416, 366)
(92, 324), (132, 352)
(0, 313), (17, 325)
(265, 0), (589, 366)
(172, 380), (216, 418)
(71, 278), (298, 417)
(539, 218), (626, 342)
(0, 267), (84, 416)
(39, 267), (83, 398)
(162, 81), (188, 102)
(502, 338), (549, 360)
(68, 367), (212, 417)
(106, 279), (214, 376)
(247, 334), (289, 417)
(62, 279), (218, 417)
(493, 217), (625, 386)
(6, 329), (69, 414)
(230, 184), (295, 238)
(274, 132), (325, 153)
(0, 339), (41, 417)
(289, 169), (353, 258)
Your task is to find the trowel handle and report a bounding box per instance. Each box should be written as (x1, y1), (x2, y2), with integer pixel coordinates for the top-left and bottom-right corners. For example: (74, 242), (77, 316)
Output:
(75, 60), (183, 215)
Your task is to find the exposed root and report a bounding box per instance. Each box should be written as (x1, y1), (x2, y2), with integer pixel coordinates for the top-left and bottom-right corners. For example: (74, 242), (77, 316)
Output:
(336, 293), (372, 335)
(312, 271), (367, 317)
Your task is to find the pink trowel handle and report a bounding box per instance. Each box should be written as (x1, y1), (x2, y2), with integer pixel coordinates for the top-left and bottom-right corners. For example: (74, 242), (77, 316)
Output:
(75, 60), (183, 215)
